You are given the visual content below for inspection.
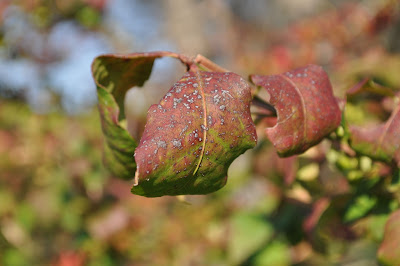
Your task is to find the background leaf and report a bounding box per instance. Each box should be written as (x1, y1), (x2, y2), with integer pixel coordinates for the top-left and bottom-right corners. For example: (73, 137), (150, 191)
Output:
(251, 65), (341, 156)
(378, 209), (400, 265)
(350, 103), (400, 167)
(132, 71), (257, 197)
(344, 195), (377, 223)
(228, 212), (274, 265)
(253, 240), (290, 266)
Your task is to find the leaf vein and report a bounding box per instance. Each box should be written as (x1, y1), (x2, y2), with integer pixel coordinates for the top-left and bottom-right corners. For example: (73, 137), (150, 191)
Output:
(280, 74), (307, 143)
(193, 71), (207, 175)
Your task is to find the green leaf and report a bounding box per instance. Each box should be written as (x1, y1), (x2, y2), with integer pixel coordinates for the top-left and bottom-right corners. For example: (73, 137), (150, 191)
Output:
(253, 240), (290, 266)
(91, 52), (180, 179)
(250, 65), (341, 156)
(344, 195), (377, 223)
(3, 249), (29, 266)
(228, 212), (274, 265)
(378, 209), (400, 265)
(96, 86), (137, 179)
(132, 71), (257, 196)
(353, 214), (388, 242)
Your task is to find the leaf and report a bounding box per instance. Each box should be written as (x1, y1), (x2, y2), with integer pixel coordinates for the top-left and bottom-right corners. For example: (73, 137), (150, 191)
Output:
(253, 240), (290, 266)
(343, 195), (377, 223)
(228, 212), (274, 265)
(303, 195), (358, 253)
(378, 209), (400, 265)
(96, 87), (137, 179)
(349, 103), (400, 167)
(250, 65), (341, 156)
(92, 52), (182, 119)
(92, 52), (179, 179)
(353, 214), (388, 242)
(132, 70), (257, 197)
(303, 198), (330, 251)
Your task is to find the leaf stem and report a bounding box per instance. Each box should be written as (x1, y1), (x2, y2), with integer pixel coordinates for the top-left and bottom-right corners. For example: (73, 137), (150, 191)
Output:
(194, 54), (229, 73)
(251, 112), (277, 118)
(252, 95), (277, 116)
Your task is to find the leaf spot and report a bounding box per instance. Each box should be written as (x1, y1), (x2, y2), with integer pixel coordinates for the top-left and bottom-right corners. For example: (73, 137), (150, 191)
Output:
(207, 115), (213, 126)
(221, 90), (233, 98)
(213, 95), (222, 104)
(172, 139), (182, 148)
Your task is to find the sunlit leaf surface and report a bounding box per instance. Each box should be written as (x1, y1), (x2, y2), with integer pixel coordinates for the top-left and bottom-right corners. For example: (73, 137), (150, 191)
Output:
(133, 70), (257, 197)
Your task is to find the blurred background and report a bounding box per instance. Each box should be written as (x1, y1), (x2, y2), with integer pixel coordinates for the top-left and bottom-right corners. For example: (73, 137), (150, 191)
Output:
(1, 0), (400, 265)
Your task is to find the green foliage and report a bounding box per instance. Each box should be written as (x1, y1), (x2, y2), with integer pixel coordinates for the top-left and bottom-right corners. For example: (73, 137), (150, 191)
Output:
(253, 240), (290, 266)
(228, 212), (274, 264)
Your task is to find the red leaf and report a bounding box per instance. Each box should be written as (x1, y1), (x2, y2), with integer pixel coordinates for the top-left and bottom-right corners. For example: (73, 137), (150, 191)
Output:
(350, 103), (400, 167)
(251, 65), (341, 156)
(132, 71), (257, 197)
(303, 198), (330, 237)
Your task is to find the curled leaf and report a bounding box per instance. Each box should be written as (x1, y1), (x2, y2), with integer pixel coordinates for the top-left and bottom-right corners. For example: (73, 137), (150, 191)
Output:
(132, 71), (257, 197)
(92, 52), (179, 179)
(251, 65), (341, 156)
(349, 103), (400, 167)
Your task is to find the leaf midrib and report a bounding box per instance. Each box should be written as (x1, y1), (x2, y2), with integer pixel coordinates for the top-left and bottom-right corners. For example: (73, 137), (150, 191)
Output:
(280, 74), (307, 144)
(193, 70), (208, 175)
